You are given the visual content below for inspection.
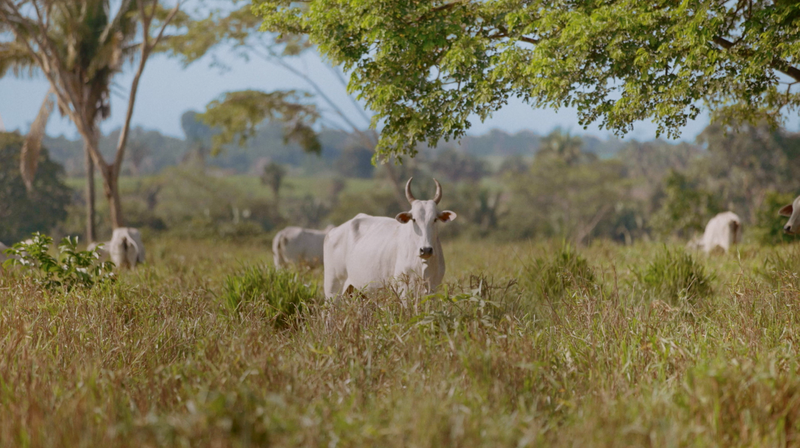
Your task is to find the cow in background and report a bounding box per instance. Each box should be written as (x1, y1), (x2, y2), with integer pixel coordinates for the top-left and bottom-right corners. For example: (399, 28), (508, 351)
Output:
(108, 228), (146, 269)
(689, 211), (742, 254)
(272, 225), (334, 269)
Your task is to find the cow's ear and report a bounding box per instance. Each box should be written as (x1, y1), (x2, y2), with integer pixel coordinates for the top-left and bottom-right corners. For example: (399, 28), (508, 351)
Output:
(438, 210), (457, 223)
(780, 204), (794, 217)
(396, 212), (413, 223)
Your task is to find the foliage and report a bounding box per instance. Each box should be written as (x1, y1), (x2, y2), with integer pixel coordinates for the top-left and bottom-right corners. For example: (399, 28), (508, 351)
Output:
(201, 90), (320, 156)
(636, 245), (713, 304)
(334, 145), (375, 179)
(650, 170), (721, 238)
(696, 121), (800, 222)
(3, 233), (115, 292)
(221, 264), (318, 327)
(261, 161), (287, 200)
(429, 148), (488, 182)
(0, 132), (70, 242)
(504, 134), (631, 242)
(522, 241), (596, 300)
(257, 0), (800, 158)
(753, 191), (800, 246)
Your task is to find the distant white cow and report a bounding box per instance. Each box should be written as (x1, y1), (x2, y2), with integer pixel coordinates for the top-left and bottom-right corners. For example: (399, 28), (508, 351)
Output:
(272, 225), (334, 269)
(323, 178), (457, 299)
(690, 211), (742, 254)
(108, 228), (145, 269)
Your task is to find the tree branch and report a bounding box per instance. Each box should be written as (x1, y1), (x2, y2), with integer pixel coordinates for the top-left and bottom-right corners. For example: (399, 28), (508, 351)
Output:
(114, 0), (181, 173)
(713, 36), (800, 82)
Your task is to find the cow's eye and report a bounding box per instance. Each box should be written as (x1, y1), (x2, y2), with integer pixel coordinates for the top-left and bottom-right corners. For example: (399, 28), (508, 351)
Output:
(412, 218), (416, 222)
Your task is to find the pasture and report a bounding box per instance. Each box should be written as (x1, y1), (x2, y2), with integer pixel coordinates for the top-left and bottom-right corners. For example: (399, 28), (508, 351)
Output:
(3, 237), (800, 446)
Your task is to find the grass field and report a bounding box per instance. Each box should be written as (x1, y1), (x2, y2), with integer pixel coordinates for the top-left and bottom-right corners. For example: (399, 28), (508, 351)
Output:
(3, 236), (800, 446)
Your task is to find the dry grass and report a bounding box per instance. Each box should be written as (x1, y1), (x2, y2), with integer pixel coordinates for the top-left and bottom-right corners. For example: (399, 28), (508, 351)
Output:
(3, 237), (800, 446)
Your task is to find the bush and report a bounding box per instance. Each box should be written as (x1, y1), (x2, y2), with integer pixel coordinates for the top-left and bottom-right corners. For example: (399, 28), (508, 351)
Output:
(3, 233), (115, 292)
(636, 245), (713, 303)
(221, 264), (318, 327)
(523, 242), (597, 300)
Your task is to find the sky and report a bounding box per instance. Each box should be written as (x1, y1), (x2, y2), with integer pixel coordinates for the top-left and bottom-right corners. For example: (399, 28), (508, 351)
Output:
(0, 46), (715, 143)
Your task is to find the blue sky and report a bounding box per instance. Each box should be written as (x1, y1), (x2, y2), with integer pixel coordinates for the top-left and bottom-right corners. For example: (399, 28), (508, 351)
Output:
(0, 47), (715, 142)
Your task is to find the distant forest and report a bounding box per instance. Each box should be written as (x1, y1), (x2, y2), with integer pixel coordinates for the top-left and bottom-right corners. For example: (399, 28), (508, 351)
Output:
(42, 113), (626, 177)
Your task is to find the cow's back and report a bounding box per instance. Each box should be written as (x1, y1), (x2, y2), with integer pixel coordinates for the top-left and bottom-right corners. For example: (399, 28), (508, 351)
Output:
(275, 226), (327, 267)
(701, 211), (741, 253)
(324, 215), (402, 297)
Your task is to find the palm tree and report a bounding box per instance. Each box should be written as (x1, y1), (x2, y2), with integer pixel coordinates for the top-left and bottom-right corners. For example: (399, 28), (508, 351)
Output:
(0, 0), (183, 239)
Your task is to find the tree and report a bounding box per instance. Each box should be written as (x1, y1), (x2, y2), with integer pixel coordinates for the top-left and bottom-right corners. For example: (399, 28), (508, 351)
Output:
(259, 0), (800, 158)
(181, 110), (215, 169)
(168, 3), (411, 209)
(261, 161), (286, 209)
(0, 0), (186, 237)
(537, 129), (593, 167)
(0, 132), (70, 242)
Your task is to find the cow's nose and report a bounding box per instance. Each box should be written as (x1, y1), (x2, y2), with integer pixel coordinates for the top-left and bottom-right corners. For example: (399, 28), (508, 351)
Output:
(786, 224), (793, 234)
(419, 247), (433, 258)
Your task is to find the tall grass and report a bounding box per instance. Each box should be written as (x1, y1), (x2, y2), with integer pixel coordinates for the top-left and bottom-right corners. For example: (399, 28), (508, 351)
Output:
(1, 237), (800, 446)
(222, 264), (318, 327)
(636, 244), (714, 303)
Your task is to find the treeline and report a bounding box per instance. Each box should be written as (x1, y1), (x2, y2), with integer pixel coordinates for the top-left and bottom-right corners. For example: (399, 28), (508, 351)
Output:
(42, 112), (625, 177)
(4, 119), (800, 246)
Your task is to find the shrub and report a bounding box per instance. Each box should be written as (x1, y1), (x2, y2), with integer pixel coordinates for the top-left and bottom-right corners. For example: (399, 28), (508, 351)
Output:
(523, 242), (597, 300)
(221, 264), (318, 327)
(3, 233), (115, 292)
(636, 245), (713, 303)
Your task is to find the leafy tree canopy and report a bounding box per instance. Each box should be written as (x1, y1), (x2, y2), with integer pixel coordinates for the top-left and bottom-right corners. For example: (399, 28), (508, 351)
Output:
(257, 0), (800, 159)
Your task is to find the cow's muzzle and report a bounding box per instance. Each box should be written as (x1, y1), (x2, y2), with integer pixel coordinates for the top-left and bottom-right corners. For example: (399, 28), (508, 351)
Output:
(419, 247), (434, 259)
(785, 224), (795, 235)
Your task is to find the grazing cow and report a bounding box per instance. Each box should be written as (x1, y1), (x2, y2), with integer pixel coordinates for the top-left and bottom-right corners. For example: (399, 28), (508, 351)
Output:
(323, 178), (457, 299)
(691, 211), (742, 254)
(272, 225), (334, 269)
(108, 228), (145, 269)
(780, 195), (800, 235)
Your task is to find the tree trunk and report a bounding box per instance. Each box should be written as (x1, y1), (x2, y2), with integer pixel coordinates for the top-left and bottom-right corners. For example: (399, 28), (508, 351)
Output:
(101, 165), (125, 229)
(84, 143), (96, 243)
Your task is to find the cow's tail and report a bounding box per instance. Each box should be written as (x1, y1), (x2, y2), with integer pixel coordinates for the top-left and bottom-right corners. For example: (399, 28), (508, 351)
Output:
(272, 232), (286, 268)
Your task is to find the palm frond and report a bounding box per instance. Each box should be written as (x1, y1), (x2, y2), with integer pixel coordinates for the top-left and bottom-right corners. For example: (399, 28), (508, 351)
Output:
(0, 42), (39, 78)
(20, 89), (55, 192)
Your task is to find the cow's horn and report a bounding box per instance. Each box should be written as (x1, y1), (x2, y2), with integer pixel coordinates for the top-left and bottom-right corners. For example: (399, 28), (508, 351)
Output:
(405, 177), (416, 204)
(433, 178), (442, 204)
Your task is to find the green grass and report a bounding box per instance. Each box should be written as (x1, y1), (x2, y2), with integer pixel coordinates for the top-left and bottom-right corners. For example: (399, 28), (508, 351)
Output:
(3, 237), (800, 446)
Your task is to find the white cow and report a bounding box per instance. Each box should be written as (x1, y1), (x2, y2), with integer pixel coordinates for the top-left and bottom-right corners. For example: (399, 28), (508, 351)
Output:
(272, 225), (334, 269)
(323, 178), (457, 299)
(691, 211), (742, 254)
(108, 227), (145, 269)
(780, 195), (800, 235)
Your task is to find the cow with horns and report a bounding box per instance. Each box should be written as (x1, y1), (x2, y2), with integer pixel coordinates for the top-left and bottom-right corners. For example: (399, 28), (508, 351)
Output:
(323, 178), (458, 299)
